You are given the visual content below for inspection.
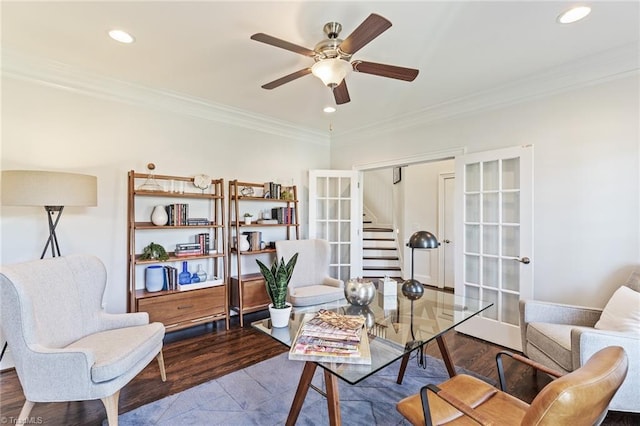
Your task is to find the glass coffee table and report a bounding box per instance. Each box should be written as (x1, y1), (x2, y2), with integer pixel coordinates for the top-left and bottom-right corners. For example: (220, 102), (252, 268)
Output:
(252, 285), (492, 426)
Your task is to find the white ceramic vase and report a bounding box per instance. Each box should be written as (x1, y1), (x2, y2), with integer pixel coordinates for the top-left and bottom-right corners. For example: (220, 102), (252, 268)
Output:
(238, 234), (251, 252)
(151, 205), (168, 226)
(269, 303), (292, 328)
(145, 265), (165, 292)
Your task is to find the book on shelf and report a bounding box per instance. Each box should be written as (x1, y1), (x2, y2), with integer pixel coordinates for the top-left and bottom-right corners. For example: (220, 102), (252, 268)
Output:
(289, 309), (371, 365)
(257, 218), (278, 224)
(187, 218), (210, 226)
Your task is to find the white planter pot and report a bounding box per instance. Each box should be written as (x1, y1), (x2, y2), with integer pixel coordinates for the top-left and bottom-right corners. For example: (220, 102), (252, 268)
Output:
(269, 303), (292, 328)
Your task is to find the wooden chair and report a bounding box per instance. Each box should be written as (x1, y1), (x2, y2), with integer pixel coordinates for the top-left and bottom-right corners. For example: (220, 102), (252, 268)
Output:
(397, 346), (628, 426)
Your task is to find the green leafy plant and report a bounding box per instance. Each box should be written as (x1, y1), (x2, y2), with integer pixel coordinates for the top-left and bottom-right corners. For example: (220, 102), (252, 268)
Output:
(244, 213), (253, 217)
(139, 242), (169, 261)
(256, 253), (298, 309)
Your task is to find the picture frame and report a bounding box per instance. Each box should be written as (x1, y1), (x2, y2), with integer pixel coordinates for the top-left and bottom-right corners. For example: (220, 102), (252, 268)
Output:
(393, 167), (402, 184)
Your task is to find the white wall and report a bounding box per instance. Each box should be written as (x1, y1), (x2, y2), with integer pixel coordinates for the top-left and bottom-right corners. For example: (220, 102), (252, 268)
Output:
(400, 160), (455, 285)
(333, 75), (640, 307)
(1, 77), (330, 309)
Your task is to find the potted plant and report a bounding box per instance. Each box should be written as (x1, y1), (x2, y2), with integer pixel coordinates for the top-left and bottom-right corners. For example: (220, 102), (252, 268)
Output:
(256, 253), (298, 327)
(139, 242), (169, 261)
(243, 213), (253, 225)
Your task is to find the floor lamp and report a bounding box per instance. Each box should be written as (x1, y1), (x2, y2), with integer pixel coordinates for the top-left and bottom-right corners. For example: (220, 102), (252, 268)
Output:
(401, 230), (439, 368)
(0, 170), (97, 362)
(1, 170), (97, 258)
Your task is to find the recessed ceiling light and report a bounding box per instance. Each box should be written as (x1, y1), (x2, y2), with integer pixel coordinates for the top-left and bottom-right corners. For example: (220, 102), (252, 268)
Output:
(108, 29), (135, 44)
(323, 106), (336, 113)
(557, 6), (591, 24)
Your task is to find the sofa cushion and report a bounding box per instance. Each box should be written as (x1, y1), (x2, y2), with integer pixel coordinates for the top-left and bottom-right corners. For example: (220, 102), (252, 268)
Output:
(625, 270), (640, 292)
(65, 322), (165, 383)
(527, 322), (593, 371)
(594, 286), (640, 334)
(288, 285), (345, 307)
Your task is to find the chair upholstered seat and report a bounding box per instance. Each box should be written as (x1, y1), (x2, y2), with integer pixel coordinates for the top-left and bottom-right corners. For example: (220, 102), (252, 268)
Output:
(398, 374), (529, 425)
(65, 322), (165, 383)
(526, 322), (594, 372)
(275, 239), (345, 307)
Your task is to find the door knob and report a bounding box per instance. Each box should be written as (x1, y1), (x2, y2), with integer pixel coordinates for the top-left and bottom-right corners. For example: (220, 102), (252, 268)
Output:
(515, 257), (530, 264)
(443, 239), (451, 244)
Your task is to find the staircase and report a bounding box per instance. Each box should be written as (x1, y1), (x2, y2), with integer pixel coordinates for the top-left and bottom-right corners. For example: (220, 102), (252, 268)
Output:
(362, 226), (403, 282)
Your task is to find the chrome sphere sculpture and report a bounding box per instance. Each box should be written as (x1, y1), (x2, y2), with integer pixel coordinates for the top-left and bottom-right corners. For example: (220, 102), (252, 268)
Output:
(344, 278), (376, 306)
(401, 278), (424, 300)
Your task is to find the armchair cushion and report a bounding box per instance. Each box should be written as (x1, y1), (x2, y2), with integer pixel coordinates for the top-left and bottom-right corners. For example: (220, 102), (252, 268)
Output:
(594, 286), (640, 334)
(526, 322), (594, 372)
(276, 239), (345, 307)
(65, 322), (164, 383)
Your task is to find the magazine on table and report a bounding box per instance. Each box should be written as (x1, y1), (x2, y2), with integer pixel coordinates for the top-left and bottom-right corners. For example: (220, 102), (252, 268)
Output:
(289, 310), (371, 365)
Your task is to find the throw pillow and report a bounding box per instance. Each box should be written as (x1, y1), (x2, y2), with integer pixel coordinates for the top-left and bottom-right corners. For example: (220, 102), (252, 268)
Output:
(594, 286), (640, 334)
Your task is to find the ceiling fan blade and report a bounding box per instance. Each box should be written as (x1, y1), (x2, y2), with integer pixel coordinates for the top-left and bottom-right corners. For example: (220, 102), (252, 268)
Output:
(339, 14), (392, 56)
(261, 68), (312, 90)
(352, 61), (419, 81)
(250, 33), (316, 57)
(333, 80), (350, 105)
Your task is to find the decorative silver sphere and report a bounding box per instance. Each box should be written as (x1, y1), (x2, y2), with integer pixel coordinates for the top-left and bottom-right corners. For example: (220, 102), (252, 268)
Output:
(344, 278), (376, 306)
(346, 305), (375, 329)
(401, 279), (424, 300)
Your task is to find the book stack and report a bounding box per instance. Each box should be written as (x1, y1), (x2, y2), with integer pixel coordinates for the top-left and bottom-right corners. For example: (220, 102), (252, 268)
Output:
(166, 203), (189, 225)
(289, 309), (371, 364)
(271, 207), (295, 224)
(163, 266), (178, 290)
(263, 181), (282, 199)
(196, 233), (210, 255)
(186, 218), (210, 226)
(175, 242), (202, 257)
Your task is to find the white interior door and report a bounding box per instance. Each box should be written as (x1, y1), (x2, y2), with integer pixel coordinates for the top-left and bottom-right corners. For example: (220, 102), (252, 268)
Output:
(438, 173), (455, 289)
(309, 170), (362, 282)
(454, 145), (533, 351)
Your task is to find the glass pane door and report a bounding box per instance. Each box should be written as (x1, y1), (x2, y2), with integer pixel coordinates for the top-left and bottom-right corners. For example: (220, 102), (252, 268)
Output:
(309, 170), (362, 282)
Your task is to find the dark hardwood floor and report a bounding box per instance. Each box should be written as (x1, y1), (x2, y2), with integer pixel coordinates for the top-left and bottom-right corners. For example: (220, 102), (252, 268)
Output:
(1, 311), (637, 425)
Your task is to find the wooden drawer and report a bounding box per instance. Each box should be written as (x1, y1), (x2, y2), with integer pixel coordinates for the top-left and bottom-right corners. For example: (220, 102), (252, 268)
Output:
(230, 274), (270, 311)
(137, 285), (225, 328)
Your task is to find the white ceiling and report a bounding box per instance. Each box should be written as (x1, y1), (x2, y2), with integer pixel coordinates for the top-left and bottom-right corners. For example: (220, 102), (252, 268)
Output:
(2, 1), (639, 136)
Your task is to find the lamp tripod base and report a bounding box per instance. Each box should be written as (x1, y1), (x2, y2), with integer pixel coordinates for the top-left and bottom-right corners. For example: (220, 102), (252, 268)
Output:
(41, 206), (64, 259)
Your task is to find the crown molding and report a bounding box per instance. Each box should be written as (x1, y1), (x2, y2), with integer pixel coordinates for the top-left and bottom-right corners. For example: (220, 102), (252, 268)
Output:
(3, 42), (638, 147)
(0, 49), (330, 147)
(332, 42), (640, 142)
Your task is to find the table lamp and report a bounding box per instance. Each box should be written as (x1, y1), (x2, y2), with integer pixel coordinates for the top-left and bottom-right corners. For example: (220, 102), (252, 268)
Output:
(1, 170), (97, 258)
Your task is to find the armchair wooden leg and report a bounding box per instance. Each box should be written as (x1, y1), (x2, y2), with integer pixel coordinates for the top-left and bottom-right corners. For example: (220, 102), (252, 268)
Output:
(101, 390), (120, 426)
(18, 400), (35, 424)
(157, 350), (167, 381)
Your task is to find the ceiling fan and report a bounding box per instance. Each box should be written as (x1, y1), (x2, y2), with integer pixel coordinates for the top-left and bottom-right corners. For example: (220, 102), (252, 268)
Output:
(250, 13), (419, 105)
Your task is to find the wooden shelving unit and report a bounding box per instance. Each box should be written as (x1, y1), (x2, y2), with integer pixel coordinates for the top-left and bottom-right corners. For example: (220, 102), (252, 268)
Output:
(227, 180), (299, 326)
(127, 170), (229, 331)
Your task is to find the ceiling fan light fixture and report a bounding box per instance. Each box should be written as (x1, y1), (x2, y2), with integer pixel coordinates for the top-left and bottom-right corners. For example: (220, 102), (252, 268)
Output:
(312, 58), (351, 87)
(557, 6), (591, 24)
(323, 106), (336, 113)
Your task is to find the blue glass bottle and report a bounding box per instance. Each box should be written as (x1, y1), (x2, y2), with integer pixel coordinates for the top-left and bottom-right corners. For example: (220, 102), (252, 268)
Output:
(190, 272), (200, 283)
(178, 261), (191, 285)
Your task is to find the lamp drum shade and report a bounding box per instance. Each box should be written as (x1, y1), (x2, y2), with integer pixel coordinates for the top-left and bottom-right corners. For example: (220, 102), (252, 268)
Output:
(1, 170), (97, 207)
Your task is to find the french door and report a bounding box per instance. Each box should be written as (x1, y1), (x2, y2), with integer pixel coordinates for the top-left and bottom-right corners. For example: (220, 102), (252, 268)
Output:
(454, 146), (533, 350)
(308, 170), (362, 282)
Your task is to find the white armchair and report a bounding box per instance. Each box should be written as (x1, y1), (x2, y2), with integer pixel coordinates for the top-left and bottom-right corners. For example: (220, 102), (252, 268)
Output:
(0, 254), (166, 425)
(519, 270), (640, 413)
(275, 239), (344, 306)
